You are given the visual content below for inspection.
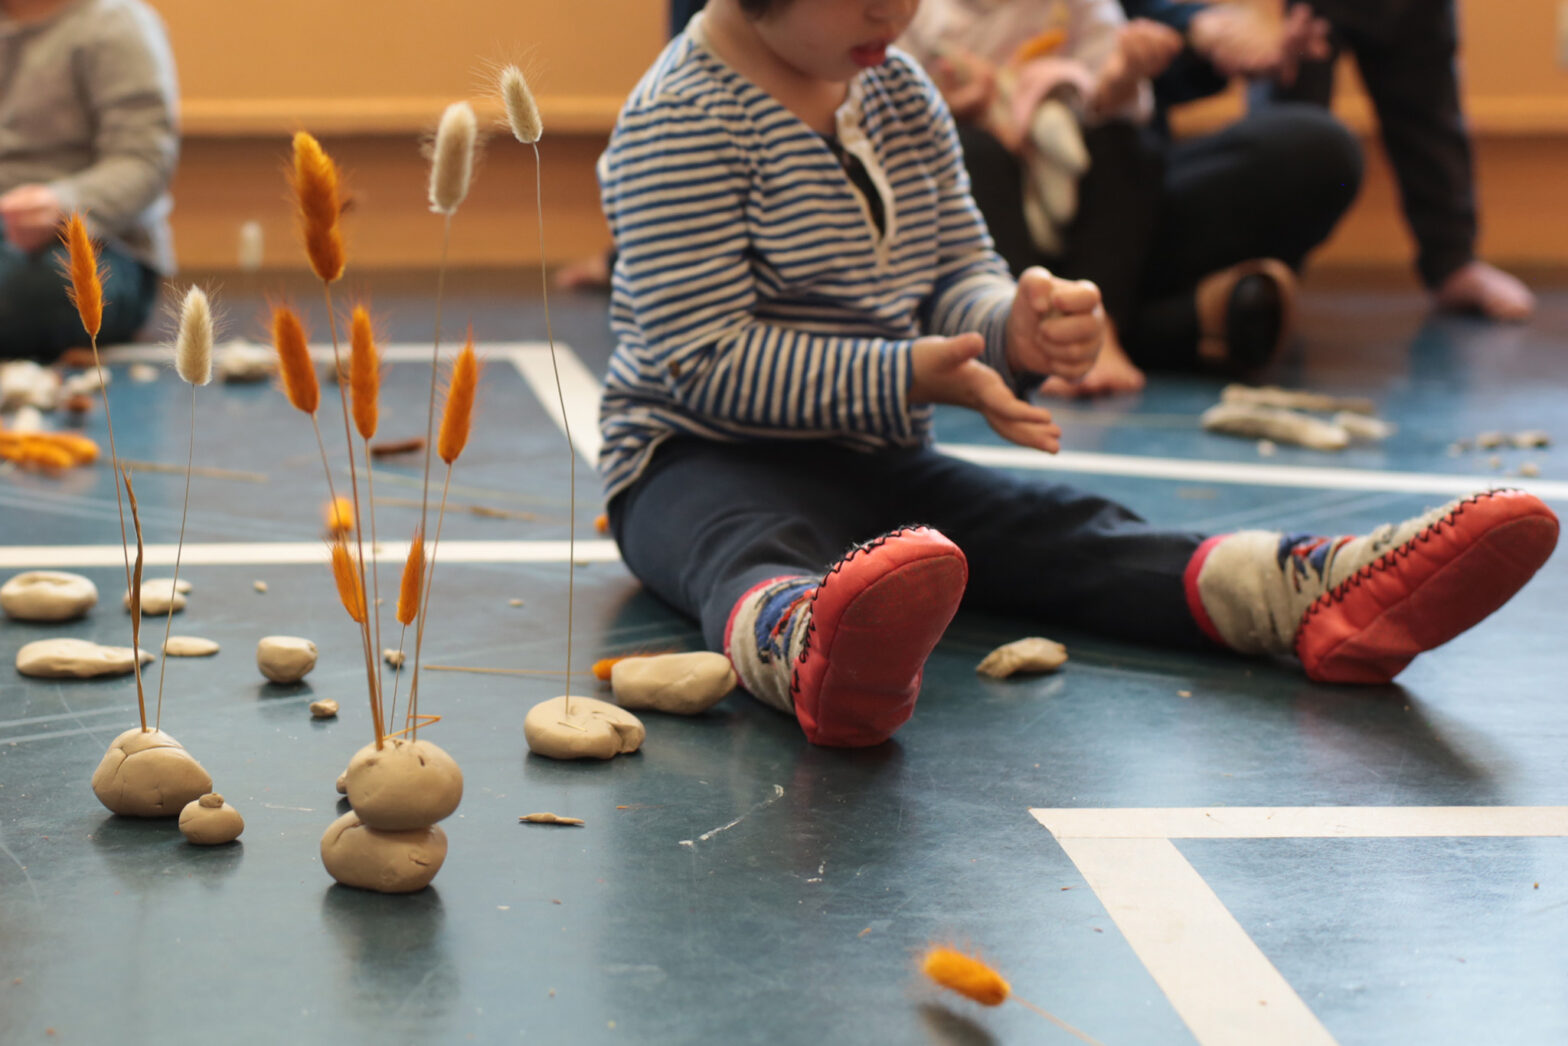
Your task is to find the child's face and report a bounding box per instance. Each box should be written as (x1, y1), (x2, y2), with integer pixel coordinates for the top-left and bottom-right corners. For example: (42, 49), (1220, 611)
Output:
(753, 0), (920, 83)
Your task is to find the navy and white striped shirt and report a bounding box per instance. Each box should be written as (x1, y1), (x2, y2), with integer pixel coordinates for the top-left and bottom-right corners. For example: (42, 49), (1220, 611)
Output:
(597, 23), (1023, 501)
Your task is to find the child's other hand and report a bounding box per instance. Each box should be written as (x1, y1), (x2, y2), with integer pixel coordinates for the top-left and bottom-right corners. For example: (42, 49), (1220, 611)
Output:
(1006, 267), (1105, 385)
(910, 332), (1062, 453)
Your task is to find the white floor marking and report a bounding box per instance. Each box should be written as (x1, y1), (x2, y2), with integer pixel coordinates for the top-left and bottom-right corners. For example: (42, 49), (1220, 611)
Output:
(944, 444), (1568, 502)
(506, 345), (604, 464)
(1057, 835), (1336, 1046)
(1032, 806), (1568, 1046)
(0, 539), (622, 569)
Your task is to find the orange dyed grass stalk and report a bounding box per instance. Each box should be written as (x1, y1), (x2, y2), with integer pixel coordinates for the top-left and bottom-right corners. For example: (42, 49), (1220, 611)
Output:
(291, 132), (345, 284)
(406, 333), (480, 736)
(920, 946), (1104, 1045)
(348, 303), (385, 705)
(63, 212), (137, 725)
(330, 537), (367, 623)
(386, 526), (425, 731)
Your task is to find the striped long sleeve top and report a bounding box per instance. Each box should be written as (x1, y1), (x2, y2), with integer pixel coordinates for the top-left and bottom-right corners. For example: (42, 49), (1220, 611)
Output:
(596, 23), (1027, 501)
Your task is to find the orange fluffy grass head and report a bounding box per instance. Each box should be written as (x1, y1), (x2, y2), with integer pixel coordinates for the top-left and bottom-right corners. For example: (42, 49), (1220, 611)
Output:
(329, 537), (366, 623)
(921, 946), (1011, 1007)
(349, 304), (380, 439)
(61, 213), (103, 339)
(290, 131), (345, 283)
(437, 331), (480, 465)
(271, 304), (318, 414)
(396, 527), (425, 626)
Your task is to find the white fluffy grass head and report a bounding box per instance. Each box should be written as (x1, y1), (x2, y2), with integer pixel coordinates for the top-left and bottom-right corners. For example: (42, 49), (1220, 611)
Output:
(500, 65), (542, 144)
(174, 286), (214, 386)
(429, 101), (478, 215)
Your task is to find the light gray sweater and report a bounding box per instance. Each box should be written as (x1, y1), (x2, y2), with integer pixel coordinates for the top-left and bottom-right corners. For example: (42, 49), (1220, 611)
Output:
(0, 0), (178, 272)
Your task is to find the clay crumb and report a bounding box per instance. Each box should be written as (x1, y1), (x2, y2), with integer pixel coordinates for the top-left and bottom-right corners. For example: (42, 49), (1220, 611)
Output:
(508, 598), (524, 607)
(1487, 455), (1503, 469)
(1177, 690), (1192, 698)
(253, 580), (268, 593)
(310, 699), (339, 719)
(520, 812), (584, 826)
(383, 648), (406, 669)
(1518, 462), (1541, 478)
(1514, 430), (1550, 449)
(1256, 439), (1277, 457)
(1476, 431), (1506, 450)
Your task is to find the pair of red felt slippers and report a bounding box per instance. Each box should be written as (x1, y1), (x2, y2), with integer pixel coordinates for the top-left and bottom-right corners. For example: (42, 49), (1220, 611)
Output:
(725, 490), (1559, 747)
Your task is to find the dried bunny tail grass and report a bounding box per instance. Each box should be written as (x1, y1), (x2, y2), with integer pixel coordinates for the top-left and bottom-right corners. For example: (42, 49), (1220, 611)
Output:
(291, 132), (345, 282)
(330, 537), (367, 623)
(428, 101), (478, 215)
(271, 304), (318, 414)
(437, 332), (480, 465)
(921, 947), (1010, 1007)
(62, 213), (103, 339)
(174, 286), (214, 385)
(349, 304), (380, 439)
(500, 65), (542, 144)
(397, 528), (425, 626)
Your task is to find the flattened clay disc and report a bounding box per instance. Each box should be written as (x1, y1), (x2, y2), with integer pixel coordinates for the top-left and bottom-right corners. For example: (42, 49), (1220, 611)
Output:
(975, 636), (1068, 679)
(524, 696), (645, 760)
(320, 811), (447, 893)
(91, 727), (213, 817)
(1, 570), (98, 621)
(164, 635), (219, 657)
(17, 638), (153, 678)
(611, 651), (737, 714)
(344, 738), (463, 830)
(123, 577), (192, 615)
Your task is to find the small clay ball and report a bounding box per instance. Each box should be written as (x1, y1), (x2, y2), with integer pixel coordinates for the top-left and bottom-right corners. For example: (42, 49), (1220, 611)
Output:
(178, 793), (244, 844)
(611, 651), (737, 715)
(310, 699), (339, 719)
(320, 811), (447, 893)
(17, 638), (153, 679)
(343, 738), (463, 830)
(257, 635), (317, 684)
(524, 695), (645, 761)
(91, 727), (213, 817)
(123, 577), (192, 615)
(335, 769), (348, 794)
(1, 570), (98, 621)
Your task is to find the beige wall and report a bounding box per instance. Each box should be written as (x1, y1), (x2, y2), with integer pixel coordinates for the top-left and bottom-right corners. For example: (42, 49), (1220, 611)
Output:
(149, 0), (1568, 271)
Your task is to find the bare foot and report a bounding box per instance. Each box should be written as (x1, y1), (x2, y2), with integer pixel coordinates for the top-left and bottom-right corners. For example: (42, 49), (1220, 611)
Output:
(1038, 330), (1146, 399)
(1436, 260), (1535, 322)
(553, 249), (613, 292)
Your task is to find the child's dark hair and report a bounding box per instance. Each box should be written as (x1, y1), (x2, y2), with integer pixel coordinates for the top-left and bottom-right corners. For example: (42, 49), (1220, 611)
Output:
(738, 0), (790, 16)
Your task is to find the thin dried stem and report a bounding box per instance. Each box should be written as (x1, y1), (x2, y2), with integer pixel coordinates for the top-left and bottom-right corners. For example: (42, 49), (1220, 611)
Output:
(322, 284), (381, 743)
(528, 141), (577, 714)
(123, 471), (147, 732)
(1011, 997), (1105, 1046)
(408, 466), (454, 738)
(154, 385), (196, 730)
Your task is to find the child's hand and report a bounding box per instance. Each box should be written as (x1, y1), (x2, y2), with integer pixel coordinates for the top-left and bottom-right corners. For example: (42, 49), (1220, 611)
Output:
(910, 332), (1062, 453)
(1006, 267), (1105, 385)
(931, 49), (997, 124)
(0, 184), (65, 253)
(1092, 19), (1183, 114)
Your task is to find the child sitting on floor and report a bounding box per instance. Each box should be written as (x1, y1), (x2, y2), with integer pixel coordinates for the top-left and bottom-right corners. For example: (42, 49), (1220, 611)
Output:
(596, 0), (1558, 747)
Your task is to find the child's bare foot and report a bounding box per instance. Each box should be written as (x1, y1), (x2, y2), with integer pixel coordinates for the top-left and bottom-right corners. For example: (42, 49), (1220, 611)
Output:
(553, 249), (612, 292)
(1038, 330), (1145, 399)
(1436, 260), (1535, 322)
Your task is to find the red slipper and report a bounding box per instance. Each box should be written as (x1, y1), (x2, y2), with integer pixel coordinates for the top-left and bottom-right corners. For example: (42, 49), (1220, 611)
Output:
(791, 527), (968, 747)
(1296, 489), (1558, 683)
